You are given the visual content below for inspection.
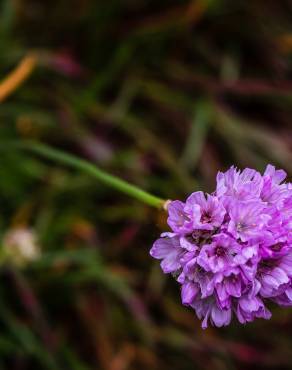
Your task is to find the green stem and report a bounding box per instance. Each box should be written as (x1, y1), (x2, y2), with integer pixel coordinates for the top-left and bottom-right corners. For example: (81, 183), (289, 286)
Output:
(4, 141), (166, 209)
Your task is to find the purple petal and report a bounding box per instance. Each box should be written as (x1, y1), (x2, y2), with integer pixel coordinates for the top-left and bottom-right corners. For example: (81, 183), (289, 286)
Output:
(181, 282), (199, 305)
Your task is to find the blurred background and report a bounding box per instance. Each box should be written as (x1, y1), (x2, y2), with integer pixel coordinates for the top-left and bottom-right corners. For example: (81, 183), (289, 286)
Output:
(1, 0), (292, 369)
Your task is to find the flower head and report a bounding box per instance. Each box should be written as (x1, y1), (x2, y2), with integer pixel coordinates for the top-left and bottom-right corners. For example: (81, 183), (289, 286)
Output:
(150, 165), (292, 328)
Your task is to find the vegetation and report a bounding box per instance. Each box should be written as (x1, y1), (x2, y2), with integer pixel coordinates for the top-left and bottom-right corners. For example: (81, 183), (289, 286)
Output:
(1, 1), (292, 369)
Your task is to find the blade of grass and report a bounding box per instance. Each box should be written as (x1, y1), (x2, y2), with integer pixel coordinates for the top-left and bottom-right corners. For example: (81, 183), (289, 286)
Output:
(0, 53), (37, 102)
(180, 100), (212, 170)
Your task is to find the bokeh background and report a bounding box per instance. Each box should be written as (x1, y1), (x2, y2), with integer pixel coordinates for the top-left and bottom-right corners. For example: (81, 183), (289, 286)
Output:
(1, 1), (292, 369)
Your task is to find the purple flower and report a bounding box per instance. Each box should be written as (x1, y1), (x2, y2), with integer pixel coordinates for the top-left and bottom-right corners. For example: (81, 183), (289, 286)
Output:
(150, 235), (184, 273)
(215, 268), (245, 304)
(167, 191), (226, 234)
(150, 164), (292, 328)
(236, 296), (272, 324)
(260, 165), (288, 204)
(216, 167), (263, 200)
(227, 201), (270, 242)
(184, 192), (226, 230)
(273, 286), (292, 306)
(191, 296), (232, 329)
(257, 263), (289, 298)
(197, 234), (242, 273)
(181, 281), (199, 305)
(167, 201), (194, 234)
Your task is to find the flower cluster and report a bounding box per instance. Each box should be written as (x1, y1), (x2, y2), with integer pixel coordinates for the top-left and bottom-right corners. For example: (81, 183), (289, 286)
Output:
(150, 165), (292, 328)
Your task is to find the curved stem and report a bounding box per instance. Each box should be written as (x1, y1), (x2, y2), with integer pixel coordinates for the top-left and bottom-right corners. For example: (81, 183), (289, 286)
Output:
(4, 141), (166, 209)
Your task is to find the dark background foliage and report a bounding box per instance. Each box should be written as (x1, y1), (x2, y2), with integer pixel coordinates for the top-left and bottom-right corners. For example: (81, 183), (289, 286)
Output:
(1, 1), (292, 369)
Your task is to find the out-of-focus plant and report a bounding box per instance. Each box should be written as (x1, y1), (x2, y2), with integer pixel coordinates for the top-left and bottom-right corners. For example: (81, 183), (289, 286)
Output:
(2, 227), (40, 267)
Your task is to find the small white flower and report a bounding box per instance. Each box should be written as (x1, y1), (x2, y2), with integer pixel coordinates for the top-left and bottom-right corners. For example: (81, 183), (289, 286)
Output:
(3, 228), (40, 267)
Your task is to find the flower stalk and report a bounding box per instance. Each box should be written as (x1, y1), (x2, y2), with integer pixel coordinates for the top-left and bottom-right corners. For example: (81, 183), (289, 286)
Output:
(4, 141), (166, 209)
